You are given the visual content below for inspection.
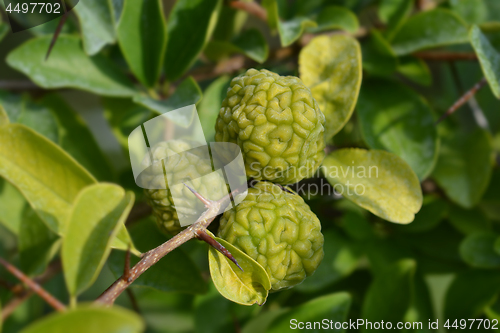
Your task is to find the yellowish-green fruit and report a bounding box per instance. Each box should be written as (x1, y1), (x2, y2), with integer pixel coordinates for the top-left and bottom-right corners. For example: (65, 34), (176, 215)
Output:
(215, 69), (326, 185)
(217, 181), (324, 291)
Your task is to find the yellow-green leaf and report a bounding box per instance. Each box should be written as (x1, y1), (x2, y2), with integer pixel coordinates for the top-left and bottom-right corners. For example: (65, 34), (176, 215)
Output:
(299, 34), (362, 140)
(0, 105), (8, 126)
(62, 184), (135, 297)
(322, 149), (423, 223)
(209, 235), (271, 306)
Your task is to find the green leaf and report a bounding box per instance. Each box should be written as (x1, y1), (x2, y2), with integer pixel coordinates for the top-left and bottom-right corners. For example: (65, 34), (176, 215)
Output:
(450, 0), (488, 25)
(362, 30), (398, 77)
(444, 270), (500, 321)
(268, 292), (352, 333)
(397, 56), (432, 86)
(19, 206), (60, 276)
(378, 0), (413, 40)
(0, 105), (8, 126)
(205, 29), (268, 63)
(133, 77), (202, 121)
(391, 9), (469, 55)
(198, 76), (230, 142)
(449, 206), (490, 235)
(362, 259), (416, 328)
(460, 232), (500, 268)
(432, 129), (493, 208)
(117, 0), (167, 87)
(108, 218), (207, 294)
(470, 25), (500, 98)
(342, 211), (375, 240)
(164, 0), (222, 81)
(0, 22), (8, 44)
(394, 196), (448, 233)
(108, 0), (125, 24)
(313, 6), (359, 33)
(242, 309), (289, 333)
(0, 179), (25, 235)
(299, 34), (362, 140)
(72, 0), (116, 55)
(20, 305), (144, 333)
(322, 149), (423, 223)
(357, 80), (439, 180)
(62, 184), (134, 297)
(0, 124), (96, 234)
(278, 17), (316, 47)
(208, 235), (271, 306)
(7, 36), (136, 97)
(41, 94), (114, 182)
(296, 229), (361, 293)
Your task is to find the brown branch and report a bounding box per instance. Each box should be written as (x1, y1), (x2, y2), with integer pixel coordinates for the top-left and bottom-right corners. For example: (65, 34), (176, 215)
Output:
(414, 51), (478, 61)
(0, 258), (66, 312)
(96, 185), (246, 305)
(229, 1), (267, 21)
(436, 78), (488, 124)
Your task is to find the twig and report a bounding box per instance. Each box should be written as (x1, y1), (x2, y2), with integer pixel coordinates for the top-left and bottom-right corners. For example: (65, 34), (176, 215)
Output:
(123, 246), (132, 283)
(414, 51), (477, 61)
(96, 185), (246, 305)
(0, 257), (66, 312)
(229, 1), (267, 21)
(195, 229), (243, 271)
(436, 78), (488, 124)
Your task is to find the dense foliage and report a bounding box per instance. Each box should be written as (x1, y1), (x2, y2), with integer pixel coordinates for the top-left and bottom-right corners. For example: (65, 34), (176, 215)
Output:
(0, 0), (500, 332)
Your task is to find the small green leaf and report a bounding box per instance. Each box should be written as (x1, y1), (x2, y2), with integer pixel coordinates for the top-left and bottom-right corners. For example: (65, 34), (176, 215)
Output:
(268, 292), (352, 333)
(0, 105), (8, 126)
(0, 124), (96, 234)
(314, 5), (359, 33)
(432, 129), (493, 208)
(470, 25), (500, 98)
(117, 0), (167, 87)
(19, 206), (60, 276)
(378, 0), (413, 40)
(449, 206), (490, 235)
(205, 29), (268, 63)
(391, 9), (469, 55)
(20, 305), (144, 333)
(7, 36), (136, 97)
(299, 34), (362, 140)
(460, 232), (500, 268)
(397, 56), (432, 86)
(198, 76), (230, 142)
(0, 179), (25, 235)
(209, 235), (271, 306)
(357, 80), (439, 180)
(164, 0), (222, 81)
(0, 22), (8, 44)
(362, 31), (398, 77)
(450, 0), (488, 25)
(72, 0), (116, 55)
(362, 259), (416, 327)
(322, 149), (423, 223)
(63, 184), (134, 297)
(278, 17), (316, 47)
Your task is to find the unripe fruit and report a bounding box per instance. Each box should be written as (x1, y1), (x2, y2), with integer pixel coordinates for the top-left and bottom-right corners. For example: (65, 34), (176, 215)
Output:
(215, 68), (326, 185)
(217, 181), (324, 291)
(141, 140), (227, 235)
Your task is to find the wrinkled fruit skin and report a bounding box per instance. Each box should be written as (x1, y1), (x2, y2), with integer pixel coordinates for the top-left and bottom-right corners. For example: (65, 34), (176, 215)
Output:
(141, 140), (227, 235)
(217, 181), (324, 291)
(215, 68), (326, 185)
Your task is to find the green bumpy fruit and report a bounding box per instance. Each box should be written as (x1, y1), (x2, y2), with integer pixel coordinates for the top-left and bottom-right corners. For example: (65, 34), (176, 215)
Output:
(141, 140), (227, 235)
(217, 181), (324, 291)
(215, 68), (326, 185)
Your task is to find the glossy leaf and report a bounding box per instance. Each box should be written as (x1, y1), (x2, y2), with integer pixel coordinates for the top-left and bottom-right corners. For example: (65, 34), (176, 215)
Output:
(450, 0), (488, 25)
(394, 196), (447, 233)
(198, 76), (230, 142)
(72, 0), (116, 55)
(268, 293), (351, 333)
(0, 124), (96, 234)
(278, 17), (316, 47)
(460, 232), (500, 268)
(314, 6), (359, 33)
(362, 260), (416, 326)
(0, 179), (25, 235)
(164, 0), (222, 81)
(357, 80), (439, 180)
(19, 206), (60, 276)
(299, 34), (362, 139)
(42, 94), (114, 181)
(108, 0), (125, 24)
(205, 29), (268, 63)
(391, 9), (469, 55)
(20, 305), (144, 333)
(432, 129), (493, 208)
(362, 31), (398, 77)
(7, 36), (136, 97)
(62, 184), (134, 297)
(208, 235), (271, 306)
(470, 25), (500, 98)
(323, 149), (423, 223)
(117, 0), (167, 87)
(449, 206), (490, 235)
(108, 218), (207, 294)
(397, 56), (432, 86)
(378, 0), (412, 40)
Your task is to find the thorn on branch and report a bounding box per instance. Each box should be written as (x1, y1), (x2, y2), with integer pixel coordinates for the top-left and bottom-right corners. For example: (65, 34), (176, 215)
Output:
(45, 13), (68, 61)
(195, 229), (243, 271)
(436, 77), (488, 124)
(123, 246), (132, 283)
(183, 182), (213, 208)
